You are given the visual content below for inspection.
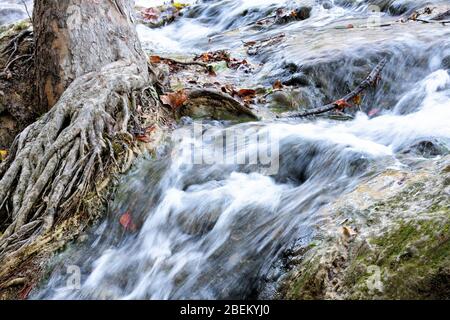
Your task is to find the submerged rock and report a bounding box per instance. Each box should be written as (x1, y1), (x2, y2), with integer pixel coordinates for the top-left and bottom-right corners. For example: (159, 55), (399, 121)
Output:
(275, 6), (312, 25)
(401, 139), (448, 158)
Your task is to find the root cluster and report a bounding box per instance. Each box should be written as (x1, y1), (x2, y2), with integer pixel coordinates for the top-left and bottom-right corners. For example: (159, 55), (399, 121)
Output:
(0, 60), (153, 259)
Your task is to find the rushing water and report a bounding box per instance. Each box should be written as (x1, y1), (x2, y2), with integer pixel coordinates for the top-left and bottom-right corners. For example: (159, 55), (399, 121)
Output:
(2, 0), (450, 299)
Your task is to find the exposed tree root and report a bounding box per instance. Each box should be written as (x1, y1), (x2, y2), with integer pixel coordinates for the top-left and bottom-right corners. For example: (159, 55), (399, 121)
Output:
(282, 58), (388, 118)
(0, 60), (154, 261)
(181, 89), (258, 120)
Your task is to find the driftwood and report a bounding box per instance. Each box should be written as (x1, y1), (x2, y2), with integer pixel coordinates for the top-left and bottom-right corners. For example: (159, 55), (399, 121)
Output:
(283, 58), (388, 118)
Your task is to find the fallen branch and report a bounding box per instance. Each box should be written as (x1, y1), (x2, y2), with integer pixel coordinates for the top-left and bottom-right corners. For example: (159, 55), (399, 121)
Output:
(161, 57), (209, 69)
(282, 58), (388, 118)
(150, 55), (211, 71)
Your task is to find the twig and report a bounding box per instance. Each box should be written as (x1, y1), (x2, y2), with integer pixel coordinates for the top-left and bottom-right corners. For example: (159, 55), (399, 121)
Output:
(411, 18), (450, 25)
(153, 56), (210, 70)
(431, 9), (450, 21)
(165, 57), (209, 68)
(283, 58), (388, 118)
(20, 0), (32, 21)
(3, 54), (32, 72)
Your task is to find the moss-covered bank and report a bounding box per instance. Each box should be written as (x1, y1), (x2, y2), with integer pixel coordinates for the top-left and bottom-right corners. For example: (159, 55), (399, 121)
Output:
(278, 156), (450, 300)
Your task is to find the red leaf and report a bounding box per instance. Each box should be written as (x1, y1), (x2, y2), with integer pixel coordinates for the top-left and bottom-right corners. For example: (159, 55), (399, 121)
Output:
(150, 55), (161, 64)
(120, 211), (137, 231)
(19, 285), (33, 300)
(368, 108), (380, 117)
(237, 89), (256, 99)
(136, 135), (152, 143)
(334, 99), (352, 110)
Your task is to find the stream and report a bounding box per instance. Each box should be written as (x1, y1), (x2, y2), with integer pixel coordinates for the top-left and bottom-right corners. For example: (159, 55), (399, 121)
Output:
(1, 0), (450, 300)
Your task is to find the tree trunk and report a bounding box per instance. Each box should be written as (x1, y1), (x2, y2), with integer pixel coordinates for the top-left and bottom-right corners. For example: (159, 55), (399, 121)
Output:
(33, 0), (149, 109)
(0, 0), (159, 267)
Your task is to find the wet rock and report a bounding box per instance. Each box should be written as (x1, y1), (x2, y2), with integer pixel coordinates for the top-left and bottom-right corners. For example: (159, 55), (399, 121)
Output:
(268, 91), (293, 112)
(180, 89), (258, 122)
(319, 1), (333, 10)
(278, 155), (450, 300)
(283, 74), (310, 87)
(275, 6), (312, 25)
(442, 56), (450, 70)
(177, 207), (222, 236)
(401, 139), (448, 158)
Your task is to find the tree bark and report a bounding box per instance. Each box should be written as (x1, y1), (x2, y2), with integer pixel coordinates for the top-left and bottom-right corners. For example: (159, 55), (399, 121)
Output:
(33, 0), (149, 109)
(0, 0), (159, 266)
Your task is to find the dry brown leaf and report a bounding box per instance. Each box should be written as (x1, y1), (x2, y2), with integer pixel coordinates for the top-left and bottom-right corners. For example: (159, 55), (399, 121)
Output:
(352, 94), (362, 106)
(161, 90), (188, 110)
(334, 99), (352, 110)
(237, 89), (256, 99)
(150, 55), (162, 64)
(342, 226), (357, 238)
(273, 80), (283, 90)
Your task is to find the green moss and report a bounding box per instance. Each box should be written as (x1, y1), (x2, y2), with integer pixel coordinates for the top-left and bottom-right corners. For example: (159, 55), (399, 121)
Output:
(13, 20), (30, 32)
(284, 257), (326, 300)
(346, 218), (450, 299)
(281, 161), (450, 300)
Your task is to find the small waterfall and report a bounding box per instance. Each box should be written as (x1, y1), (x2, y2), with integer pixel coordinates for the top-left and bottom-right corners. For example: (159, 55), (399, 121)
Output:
(4, 0), (445, 299)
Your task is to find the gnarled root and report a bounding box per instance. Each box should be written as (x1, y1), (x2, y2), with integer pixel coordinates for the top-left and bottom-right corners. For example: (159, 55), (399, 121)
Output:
(0, 59), (153, 259)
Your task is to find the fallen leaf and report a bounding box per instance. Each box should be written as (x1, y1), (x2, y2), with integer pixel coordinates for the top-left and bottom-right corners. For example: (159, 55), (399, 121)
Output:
(334, 99), (352, 110)
(150, 55), (161, 63)
(237, 89), (257, 98)
(136, 125), (156, 143)
(120, 211), (137, 231)
(352, 94), (362, 106)
(273, 80), (283, 90)
(136, 135), (152, 143)
(0, 149), (8, 161)
(141, 7), (160, 21)
(237, 89), (257, 103)
(19, 285), (33, 300)
(342, 226), (357, 238)
(200, 53), (211, 62)
(368, 108), (380, 117)
(160, 90), (188, 110)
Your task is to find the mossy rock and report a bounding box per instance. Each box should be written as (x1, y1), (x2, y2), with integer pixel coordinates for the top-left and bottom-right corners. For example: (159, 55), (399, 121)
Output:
(279, 156), (450, 300)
